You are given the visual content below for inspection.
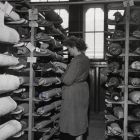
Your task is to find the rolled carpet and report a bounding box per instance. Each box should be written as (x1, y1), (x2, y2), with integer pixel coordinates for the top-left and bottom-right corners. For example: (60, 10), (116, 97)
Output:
(0, 96), (17, 116)
(0, 74), (20, 94)
(0, 120), (22, 140)
(0, 9), (20, 44)
(129, 91), (140, 104)
(0, 2), (20, 21)
(0, 53), (19, 66)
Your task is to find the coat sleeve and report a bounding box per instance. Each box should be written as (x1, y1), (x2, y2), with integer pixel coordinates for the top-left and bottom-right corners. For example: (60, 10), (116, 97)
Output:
(61, 59), (80, 86)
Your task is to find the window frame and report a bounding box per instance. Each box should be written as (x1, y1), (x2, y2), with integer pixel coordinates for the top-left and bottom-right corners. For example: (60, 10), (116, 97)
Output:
(83, 4), (105, 61)
(31, 0), (69, 2)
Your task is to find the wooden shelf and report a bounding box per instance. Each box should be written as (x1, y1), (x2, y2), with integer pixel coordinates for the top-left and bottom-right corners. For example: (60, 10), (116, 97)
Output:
(128, 85), (140, 88)
(106, 53), (140, 57)
(128, 116), (140, 121)
(105, 99), (124, 104)
(108, 20), (139, 26)
(107, 37), (140, 42)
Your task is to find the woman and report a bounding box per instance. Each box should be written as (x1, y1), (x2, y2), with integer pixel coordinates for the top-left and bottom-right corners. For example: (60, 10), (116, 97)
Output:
(59, 36), (90, 140)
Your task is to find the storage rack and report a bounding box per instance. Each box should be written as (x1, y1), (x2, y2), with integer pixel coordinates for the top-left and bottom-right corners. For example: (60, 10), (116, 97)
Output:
(1, 0), (140, 140)
(0, 1), (66, 140)
(105, 1), (140, 140)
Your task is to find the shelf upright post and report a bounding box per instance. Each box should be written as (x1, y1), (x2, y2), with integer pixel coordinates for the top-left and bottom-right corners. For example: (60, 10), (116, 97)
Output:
(28, 8), (38, 140)
(123, 1), (130, 140)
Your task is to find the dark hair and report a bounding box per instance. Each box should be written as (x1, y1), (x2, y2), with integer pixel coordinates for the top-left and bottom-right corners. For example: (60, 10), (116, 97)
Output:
(63, 36), (87, 52)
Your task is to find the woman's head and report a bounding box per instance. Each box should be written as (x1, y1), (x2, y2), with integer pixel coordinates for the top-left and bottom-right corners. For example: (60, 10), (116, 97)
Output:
(63, 36), (87, 54)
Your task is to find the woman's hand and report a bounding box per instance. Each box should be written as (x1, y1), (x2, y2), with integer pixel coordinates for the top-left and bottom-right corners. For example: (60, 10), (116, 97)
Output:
(53, 62), (67, 70)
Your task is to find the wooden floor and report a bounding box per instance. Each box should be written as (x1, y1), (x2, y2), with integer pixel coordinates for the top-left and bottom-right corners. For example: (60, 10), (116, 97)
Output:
(86, 112), (105, 140)
(54, 111), (105, 140)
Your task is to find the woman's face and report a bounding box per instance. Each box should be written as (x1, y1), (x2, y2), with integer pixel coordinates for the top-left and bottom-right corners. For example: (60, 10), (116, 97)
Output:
(66, 46), (75, 56)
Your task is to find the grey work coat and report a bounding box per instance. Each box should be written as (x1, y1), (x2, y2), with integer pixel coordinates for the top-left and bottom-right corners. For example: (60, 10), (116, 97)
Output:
(59, 53), (90, 136)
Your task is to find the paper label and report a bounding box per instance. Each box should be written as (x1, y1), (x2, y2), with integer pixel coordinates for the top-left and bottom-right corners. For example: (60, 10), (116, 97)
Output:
(27, 57), (37, 63)
(26, 42), (35, 52)
(28, 9), (38, 20)
(129, 0), (134, 6)
(35, 47), (40, 52)
(123, 0), (134, 7)
(123, 0), (129, 7)
(4, 1), (13, 15)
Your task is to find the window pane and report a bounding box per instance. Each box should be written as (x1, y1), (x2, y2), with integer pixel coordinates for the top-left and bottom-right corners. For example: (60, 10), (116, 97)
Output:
(85, 33), (95, 58)
(95, 8), (104, 31)
(108, 10), (124, 20)
(95, 32), (104, 58)
(54, 9), (69, 28)
(85, 8), (94, 32)
(108, 10), (124, 30)
(84, 7), (104, 59)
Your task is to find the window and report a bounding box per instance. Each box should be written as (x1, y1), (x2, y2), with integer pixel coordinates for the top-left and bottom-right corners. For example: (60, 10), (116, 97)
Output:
(108, 10), (124, 30)
(84, 6), (104, 59)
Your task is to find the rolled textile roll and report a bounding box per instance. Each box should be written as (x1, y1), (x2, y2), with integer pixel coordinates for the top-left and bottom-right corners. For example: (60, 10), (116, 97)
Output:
(0, 74), (20, 94)
(37, 100), (61, 115)
(39, 88), (61, 100)
(39, 128), (56, 140)
(0, 53), (19, 66)
(38, 77), (61, 86)
(0, 96), (17, 116)
(20, 119), (28, 130)
(108, 43), (122, 56)
(6, 18), (28, 24)
(106, 76), (121, 88)
(13, 88), (26, 94)
(35, 120), (52, 130)
(12, 119), (28, 138)
(132, 108), (140, 118)
(13, 134), (28, 140)
(108, 61), (120, 73)
(113, 106), (124, 119)
(130, 9), (140, 24)
(111, 91), (121, 101)
(133, 47), (140, 55)
(20, 92), (29, 99)
(130, 61), (140, 70)
(44, 7), (63, 26)
(0, 9), (20, 44)
(0, 23), (20, 43)
(35, 32), (62, 49)
(129, 77), (140, 87)
(111, 30), (124, 39)
(0, 120), (22, 140)
(129, 91), (140, 104)
(0, 2), (20, 21)
(13, 131), (24, 138)
(107, 122), (122, 136)
(133, 30), (140, 38)
(11, 103), (29, 115)
(114, 11), (123, 23)
(131, 123), (140, 136)
(32, 113), (59, 130)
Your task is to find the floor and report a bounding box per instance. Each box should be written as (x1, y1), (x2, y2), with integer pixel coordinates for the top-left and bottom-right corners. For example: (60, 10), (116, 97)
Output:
(54, 111), (105, 140)
(86, 111), (105, 140)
